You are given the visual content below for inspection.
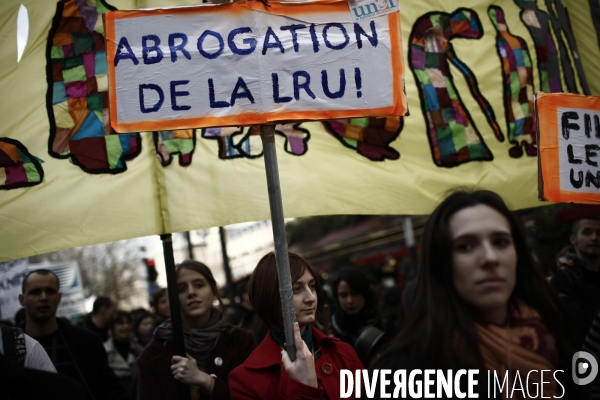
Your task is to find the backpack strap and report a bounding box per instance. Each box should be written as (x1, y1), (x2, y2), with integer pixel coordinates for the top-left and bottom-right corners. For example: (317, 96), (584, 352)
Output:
(1, 325), (27, 367)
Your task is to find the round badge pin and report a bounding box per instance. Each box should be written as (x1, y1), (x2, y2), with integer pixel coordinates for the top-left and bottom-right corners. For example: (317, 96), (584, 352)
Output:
(214, 357), (223, 366)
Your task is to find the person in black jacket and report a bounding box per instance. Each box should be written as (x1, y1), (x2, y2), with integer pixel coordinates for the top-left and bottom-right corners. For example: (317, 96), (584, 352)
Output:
(19, 269), (128, 400)
(371, 190), (580, 399)
(551, 217), (600, 349)
(77, 295), (116, 342)
(1, 351), (89, 400)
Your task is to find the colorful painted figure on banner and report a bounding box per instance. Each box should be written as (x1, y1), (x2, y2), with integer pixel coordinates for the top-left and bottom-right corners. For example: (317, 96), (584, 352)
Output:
(514, 0), (563, 94)
(323, 117), (402, 161)
(0, 139), (44, 190)
(409, 8), (503, 167)
(546, 0), (590, 95)
(488, 6), (537, 158)
(154, 130), (196, 167)
(201, 124), (310, 159)
(46, 0), (141, 174)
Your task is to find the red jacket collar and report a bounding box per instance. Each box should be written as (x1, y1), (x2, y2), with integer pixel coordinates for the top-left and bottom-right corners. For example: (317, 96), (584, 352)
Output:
(244, 326), (338, 369)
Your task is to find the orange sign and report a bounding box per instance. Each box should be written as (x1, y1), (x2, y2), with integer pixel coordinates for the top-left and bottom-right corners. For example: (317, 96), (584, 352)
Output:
(537, 92), (600, 204)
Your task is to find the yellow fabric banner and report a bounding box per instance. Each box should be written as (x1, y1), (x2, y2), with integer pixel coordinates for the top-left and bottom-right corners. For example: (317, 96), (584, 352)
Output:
(1, 0), (598, 261)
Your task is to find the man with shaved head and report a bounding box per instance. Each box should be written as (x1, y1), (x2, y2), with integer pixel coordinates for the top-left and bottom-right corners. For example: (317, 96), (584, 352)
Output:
(20, 269), (128, 400)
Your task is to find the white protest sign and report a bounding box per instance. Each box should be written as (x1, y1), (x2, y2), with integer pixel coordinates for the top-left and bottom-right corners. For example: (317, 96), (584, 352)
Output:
(558, 108), (600, 193)
(105, 1), (407, 132)
(537, 93), (600, 204)
(0, 258), (28, 322)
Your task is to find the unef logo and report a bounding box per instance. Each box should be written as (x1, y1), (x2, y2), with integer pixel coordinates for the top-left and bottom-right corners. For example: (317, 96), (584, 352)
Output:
(572, 351), (599, 385)
(351, 0), (398, 20)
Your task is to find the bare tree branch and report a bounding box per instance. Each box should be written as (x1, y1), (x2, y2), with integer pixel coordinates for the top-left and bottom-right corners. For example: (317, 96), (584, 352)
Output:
(29, 239), (146, 308)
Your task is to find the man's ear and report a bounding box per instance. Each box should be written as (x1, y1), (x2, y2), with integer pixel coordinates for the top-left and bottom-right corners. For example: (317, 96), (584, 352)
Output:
(18, 294), (24, 306)
(58, 292), (62, 304)
(570, 234), (577, 246)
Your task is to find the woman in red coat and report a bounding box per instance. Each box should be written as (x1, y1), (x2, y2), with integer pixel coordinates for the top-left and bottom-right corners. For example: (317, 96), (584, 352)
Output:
(229, 252), (364, 400)
(138, 260), (255, 400)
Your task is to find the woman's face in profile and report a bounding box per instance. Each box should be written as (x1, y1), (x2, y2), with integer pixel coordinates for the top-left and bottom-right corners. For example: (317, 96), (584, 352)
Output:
(336, 280), (366, 315)
(293, 270), (318, 330)
(449, 204), (517, 325)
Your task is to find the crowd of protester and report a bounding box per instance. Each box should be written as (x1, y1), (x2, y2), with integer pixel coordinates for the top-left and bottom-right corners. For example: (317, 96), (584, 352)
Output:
(2, 189), (600, 399)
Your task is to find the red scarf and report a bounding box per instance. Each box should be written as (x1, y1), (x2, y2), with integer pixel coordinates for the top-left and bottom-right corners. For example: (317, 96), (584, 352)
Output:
(475, 301), (559, 399)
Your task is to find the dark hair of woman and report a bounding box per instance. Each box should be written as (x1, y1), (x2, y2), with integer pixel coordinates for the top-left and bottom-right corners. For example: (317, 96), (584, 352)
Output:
(331, 268), (375, 311)
(151, 287), (168, 309)
(373, 190), (574, 370)
(229, 251), (364, 399)
(133, 310), (151, 332)
(248, 251), (322, 332)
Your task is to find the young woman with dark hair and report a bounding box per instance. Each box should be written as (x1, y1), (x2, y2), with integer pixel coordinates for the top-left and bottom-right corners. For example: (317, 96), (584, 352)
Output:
(330, 268), (384, 365)
(150, 288), (170, 330)
(371, 190), (579, 399)
(137, 260), (256, 400)
(104, 310), (144, 400)
(133, 310), (154, 348)
(229, 252), (364, 400)
(331, 268), (380, 340)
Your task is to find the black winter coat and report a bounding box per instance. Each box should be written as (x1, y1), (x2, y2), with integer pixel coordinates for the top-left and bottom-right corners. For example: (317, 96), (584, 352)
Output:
(35, 318), (129, 400)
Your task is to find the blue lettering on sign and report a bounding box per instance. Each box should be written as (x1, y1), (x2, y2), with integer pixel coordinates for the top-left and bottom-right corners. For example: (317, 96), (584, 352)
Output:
(170, 80), (191, 111)
(322, 69), (346, 99)
(169, 33), (191, 63)
(119, 20), (379, 113)
(142, 35), (164, 64)
(293, 71), (316, 100)
(228, 27), (258, 56)
(354, 21), (378, 49)
(322, 23), (349, 50)
(272, 73), (292, 103)
(114, 36), (139, 66)
(262, 27), (285, 55)
(355, 67), (362, 98)
(280, 24), (307, 52)
(116, 21), (379, 67)
(139, 84), (164, 113)
(198, 30), (225, 59)
(230, 77), (255, 106)
(208, 78), (230, 108)
(309, 24), (320, 53)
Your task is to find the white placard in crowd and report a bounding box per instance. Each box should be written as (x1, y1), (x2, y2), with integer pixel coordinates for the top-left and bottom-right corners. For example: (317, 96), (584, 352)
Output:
(0, 258), (29, 323)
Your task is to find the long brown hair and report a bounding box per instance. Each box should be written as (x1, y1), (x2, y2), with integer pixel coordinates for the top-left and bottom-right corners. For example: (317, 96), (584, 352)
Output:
(374, 190), (573, 369)
(249, 252), (322, 332)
